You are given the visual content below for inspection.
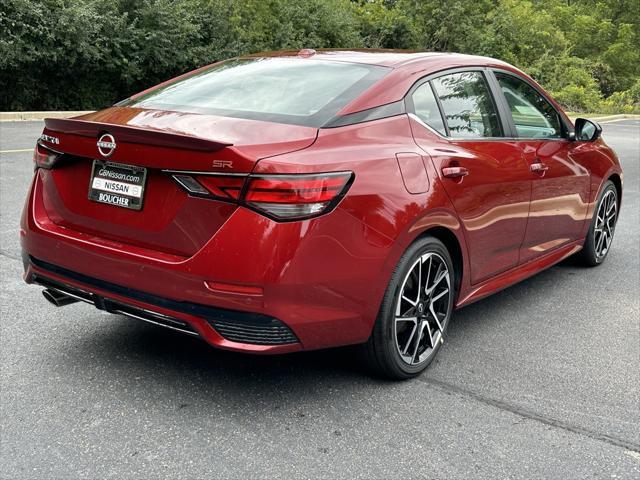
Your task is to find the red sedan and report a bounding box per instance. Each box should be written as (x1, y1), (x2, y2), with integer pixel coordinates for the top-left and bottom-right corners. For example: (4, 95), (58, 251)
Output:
(21, 50), (622, 379)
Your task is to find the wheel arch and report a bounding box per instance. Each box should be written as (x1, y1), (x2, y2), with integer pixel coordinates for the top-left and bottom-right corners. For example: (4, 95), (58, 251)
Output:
(608, 173), (622, 207)
(414, 226), (464, 300)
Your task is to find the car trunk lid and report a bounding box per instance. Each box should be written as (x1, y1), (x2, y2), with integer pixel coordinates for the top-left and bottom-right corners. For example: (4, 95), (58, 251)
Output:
(37, 107), (318, 258)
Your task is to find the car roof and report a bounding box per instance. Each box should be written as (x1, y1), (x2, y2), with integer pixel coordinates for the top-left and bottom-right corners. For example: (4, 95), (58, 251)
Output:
(243, 49), (511, 69)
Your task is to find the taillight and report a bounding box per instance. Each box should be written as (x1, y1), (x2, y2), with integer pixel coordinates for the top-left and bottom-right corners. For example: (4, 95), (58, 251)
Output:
(33, 142), (60, 170)
(171, 174), (245, 201)
(171, 171), (353, 221)
(197, 175), (244, 201)
(244, 173), (353, 220)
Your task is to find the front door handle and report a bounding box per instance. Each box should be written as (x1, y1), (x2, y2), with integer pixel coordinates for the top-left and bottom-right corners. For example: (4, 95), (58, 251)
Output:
(442, 166), (469, 178)
(530, 162), (549, 173)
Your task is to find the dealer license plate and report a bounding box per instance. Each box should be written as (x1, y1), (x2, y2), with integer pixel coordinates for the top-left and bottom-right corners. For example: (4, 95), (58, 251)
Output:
(88, 160), (147, 211)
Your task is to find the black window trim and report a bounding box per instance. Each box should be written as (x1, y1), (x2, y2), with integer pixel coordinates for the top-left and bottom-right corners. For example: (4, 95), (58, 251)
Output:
(428, 80), (451, 136)
(323, 100), (405, 128)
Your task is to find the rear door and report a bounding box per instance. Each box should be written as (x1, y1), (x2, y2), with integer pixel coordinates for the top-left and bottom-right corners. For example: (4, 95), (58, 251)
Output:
(491, 71), (590, 263)
(408, 70), (532, 284)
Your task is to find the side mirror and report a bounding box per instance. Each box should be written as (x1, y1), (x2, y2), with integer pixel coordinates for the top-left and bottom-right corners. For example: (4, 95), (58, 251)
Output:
(574, 118), (602, 142)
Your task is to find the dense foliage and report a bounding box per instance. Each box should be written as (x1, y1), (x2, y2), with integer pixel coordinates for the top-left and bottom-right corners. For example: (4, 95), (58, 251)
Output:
(1, 0), (638, 112)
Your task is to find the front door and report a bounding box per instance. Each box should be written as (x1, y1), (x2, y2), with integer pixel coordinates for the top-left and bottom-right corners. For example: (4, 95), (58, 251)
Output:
(493, 71), (591, 263)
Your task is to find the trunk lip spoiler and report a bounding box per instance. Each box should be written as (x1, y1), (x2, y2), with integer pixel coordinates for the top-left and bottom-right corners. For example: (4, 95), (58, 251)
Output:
(43, 117), (233, 152)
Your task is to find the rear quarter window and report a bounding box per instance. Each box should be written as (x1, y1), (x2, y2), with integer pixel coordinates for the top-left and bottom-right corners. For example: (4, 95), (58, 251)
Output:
(411, 82), (447, 135)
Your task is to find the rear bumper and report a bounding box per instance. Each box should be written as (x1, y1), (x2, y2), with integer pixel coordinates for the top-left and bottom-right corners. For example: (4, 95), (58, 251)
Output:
(21, 171), (390, 352)
(25, 254), (301, 353)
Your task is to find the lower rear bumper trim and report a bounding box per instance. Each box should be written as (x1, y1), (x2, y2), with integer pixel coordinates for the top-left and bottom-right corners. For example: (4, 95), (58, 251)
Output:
(27, 255), (300, 346)
(33, 274), (199, 337)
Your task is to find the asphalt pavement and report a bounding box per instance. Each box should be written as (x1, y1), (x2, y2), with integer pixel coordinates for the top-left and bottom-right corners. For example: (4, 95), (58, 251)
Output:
(1, 119), (639, 479)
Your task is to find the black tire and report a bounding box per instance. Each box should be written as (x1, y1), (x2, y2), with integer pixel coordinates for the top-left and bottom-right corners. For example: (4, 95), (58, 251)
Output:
(363, 236), (455, 380)
(577, 180), (618, 267)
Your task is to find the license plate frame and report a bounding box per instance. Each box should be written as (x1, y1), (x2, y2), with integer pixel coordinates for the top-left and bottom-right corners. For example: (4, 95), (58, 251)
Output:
(88, 160), (148, 211)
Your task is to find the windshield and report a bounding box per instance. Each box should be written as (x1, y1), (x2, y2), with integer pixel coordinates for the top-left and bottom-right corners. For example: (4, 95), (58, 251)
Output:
(127, 58), (390, 127)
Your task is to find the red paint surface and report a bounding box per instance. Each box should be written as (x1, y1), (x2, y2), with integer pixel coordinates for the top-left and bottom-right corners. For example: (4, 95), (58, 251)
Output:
(22, 51), (622, 354)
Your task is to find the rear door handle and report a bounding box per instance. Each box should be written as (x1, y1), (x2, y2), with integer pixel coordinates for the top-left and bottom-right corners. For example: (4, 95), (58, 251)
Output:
(442, 166), (469, 178)
(530, 162), (549, 173)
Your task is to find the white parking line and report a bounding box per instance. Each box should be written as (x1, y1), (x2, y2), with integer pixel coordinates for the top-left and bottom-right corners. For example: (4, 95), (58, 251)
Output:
(0, 148), (33, 154)
(625, 450), (640, 462)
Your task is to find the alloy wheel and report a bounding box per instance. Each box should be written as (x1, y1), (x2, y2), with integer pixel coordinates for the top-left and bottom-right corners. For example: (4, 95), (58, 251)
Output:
(594, 189), (617, 260)
(394, 252), (451, 366)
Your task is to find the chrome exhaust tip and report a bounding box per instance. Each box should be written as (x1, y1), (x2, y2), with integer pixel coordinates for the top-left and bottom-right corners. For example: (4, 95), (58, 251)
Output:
(42, 288), (79, 307)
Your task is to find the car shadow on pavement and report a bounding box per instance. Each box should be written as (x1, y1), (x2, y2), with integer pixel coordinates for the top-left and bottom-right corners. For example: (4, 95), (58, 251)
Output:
(54, 253), (599, 408)
(65, 315), (378, 395)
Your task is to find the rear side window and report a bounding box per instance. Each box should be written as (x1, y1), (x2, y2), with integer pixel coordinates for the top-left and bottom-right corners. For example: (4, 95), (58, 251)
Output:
(128, 58), (389, 127)
(494, 72), (562, 139)
(410, 83), (447, 135)
(431, 72), (502, 138)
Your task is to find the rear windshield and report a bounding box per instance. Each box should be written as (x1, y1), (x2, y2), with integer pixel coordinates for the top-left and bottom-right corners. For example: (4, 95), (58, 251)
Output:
(126, 58), (389, 127)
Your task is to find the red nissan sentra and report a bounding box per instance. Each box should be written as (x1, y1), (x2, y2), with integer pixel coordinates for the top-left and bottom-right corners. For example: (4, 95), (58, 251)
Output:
(21, 50), (622, 379)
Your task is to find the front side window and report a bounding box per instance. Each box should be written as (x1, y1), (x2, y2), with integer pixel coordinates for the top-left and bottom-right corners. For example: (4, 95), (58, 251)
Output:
(431, 72), (502, 138)
(127, 58), (389, 127)
(495, 72), (562, 139)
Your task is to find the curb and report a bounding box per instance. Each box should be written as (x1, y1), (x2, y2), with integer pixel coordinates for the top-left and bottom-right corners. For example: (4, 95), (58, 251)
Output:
(0, 111), (94, 122)
(568, 114), (640, 122)
(592, 114), (640, 123)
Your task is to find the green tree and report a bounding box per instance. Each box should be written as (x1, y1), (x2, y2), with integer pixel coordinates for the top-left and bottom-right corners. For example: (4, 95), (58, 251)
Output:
(1, 0), (639, 112)
(354, 0), (418, 49)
